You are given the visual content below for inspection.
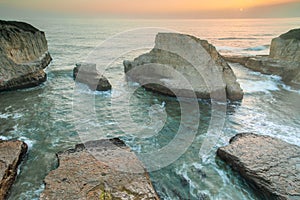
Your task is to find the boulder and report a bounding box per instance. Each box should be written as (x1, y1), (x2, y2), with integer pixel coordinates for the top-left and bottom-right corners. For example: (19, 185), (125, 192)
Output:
(40, 138), (159, 200)
(0, 20), (52, 91)
(123, 33), (243, 101)
(0, 140), (28, 199)
(73, 63), (111, 91)
(270, 28), (300, 62)
(217, 133), (300, 200)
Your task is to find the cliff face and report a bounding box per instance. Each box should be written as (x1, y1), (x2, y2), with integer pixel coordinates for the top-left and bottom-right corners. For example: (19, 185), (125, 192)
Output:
(0, 20), (52, 91)
(270, 28), (300, 62)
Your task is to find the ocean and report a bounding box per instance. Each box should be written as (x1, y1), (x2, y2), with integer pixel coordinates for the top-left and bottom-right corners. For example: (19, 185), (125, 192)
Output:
(0, 17), (300, 199)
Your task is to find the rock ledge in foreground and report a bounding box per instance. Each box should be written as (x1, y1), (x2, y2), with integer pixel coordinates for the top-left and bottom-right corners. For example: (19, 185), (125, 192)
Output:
(40, 138), (159, 200)
(217, 133), (300, 200)
(0, 140), (28, 200)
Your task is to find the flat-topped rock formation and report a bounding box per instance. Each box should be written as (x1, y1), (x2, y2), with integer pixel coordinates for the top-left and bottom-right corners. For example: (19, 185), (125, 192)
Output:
(0, 140), (28, 200)
(224, 28), (300, 86)
(40, 138), (159, 200)
(123, 33), (243, 101)
(217, 133), (300, 200)
(0, 20), (52, 92)
(73, 63), (111, 91)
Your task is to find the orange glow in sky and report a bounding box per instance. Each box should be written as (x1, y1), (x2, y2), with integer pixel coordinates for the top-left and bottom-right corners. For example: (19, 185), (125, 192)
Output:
(0, 0), (299, 16)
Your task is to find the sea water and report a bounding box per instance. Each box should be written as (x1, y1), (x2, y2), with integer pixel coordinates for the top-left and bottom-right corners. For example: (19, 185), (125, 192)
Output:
(0, 17), (299, 200)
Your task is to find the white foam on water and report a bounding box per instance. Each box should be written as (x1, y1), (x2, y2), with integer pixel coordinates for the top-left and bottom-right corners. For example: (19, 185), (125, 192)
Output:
(0, 113), (10, 119)
(18, 136), (34, 150)
(0, 135), (10, 140)
(240, 80), (279, 94)
(281, 84), (300, 94)
(244, 45), (269, 51)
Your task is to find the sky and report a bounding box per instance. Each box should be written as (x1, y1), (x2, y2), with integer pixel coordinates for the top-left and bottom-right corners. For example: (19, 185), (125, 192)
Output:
(0, 0), (300, 18)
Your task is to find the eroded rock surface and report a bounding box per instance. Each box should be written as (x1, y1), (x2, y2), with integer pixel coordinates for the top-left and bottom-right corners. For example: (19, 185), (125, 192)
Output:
(0, 20), (52, 91)
(270, 28), (300, 62)
(40, 138), (159, 200)
(217, 133), (300, 200)
(73, 63), (111, 91)
(0, 140), (28, 200)
(124, 33), (243, 101)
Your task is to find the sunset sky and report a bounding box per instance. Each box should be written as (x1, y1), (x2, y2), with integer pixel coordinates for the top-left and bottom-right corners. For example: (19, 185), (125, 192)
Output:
(0, 0), (300, 18)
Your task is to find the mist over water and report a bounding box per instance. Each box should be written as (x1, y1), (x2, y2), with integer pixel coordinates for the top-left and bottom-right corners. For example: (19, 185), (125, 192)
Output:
(0, 18), (299, 199)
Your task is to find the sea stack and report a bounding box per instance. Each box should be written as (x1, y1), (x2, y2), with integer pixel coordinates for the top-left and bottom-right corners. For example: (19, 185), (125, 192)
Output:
(73, 63), (112, 91)
(270, 28), (300, 62)
(123, 33), (243, 101)
(0, 20), (52, 92)
(224, 28), (300, 86)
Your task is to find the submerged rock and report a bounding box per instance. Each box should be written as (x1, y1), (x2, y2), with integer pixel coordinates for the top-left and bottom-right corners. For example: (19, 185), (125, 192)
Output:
(0, 140), (28, 199)
(40, 138), (159, 200)
(217, 133), (300, 200)
(123, 33), (243, 101)
(224, 28), (300, 87)
(0, 20), (52, 92)
(73, 63), (111, 91)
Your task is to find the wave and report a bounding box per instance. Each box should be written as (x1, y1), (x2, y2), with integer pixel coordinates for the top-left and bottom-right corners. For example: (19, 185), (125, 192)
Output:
(241, 80), (279, 94)
(218, 37), (257, 40)
(244, 45), (270, 51)
(216, 46), (242, 52)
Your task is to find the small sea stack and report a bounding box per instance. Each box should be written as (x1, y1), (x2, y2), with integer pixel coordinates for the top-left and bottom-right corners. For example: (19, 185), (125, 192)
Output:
(73, 63), (112, 91)
(0, 20), (52, 92)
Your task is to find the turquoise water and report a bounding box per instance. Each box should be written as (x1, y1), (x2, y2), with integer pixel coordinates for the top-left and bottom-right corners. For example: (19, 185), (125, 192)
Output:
(0, 18), (299, 199)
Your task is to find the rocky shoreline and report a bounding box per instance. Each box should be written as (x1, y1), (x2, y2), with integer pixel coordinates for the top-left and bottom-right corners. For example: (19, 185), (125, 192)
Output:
(224, 28), (300, 87)
(0, 19), (299, 200)
(0, 20), (52, 92)
(217, 133), (300, 200)
(40, 138), (159, 200)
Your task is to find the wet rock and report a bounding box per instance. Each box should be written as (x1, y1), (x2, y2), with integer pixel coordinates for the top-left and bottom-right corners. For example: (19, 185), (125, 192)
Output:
(40, 138), (159, 200)
(217, 133), (300, 200)
(123, 33), (243, 101)
(0, 140), (28, 200)
(0, 20), (52, 92)
(73, 63), (111, 91)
